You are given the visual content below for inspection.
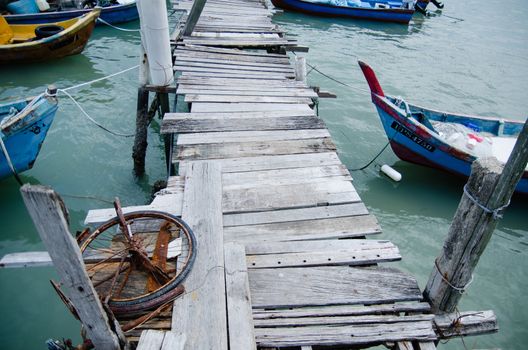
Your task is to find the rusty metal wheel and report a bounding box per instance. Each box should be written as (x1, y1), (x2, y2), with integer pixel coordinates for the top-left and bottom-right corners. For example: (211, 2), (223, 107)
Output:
(79, 208), (196, 316)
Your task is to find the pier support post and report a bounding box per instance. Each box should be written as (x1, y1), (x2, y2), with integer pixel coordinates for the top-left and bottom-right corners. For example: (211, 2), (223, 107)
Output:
(424, 119), (528, 313)
(132, 87), (150, 176)
(294, 56), (307, 84)
(20, 185), (125, 350)
(182, 0), (208, 36)
(158, 92), (172, 173)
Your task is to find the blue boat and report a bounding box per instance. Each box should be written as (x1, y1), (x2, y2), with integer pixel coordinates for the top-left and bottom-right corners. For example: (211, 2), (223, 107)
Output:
(4, 1), (138, 25)
(271, 0), (415, 24)
(0, 87), (58, 181)
(358, 61), (528, 194)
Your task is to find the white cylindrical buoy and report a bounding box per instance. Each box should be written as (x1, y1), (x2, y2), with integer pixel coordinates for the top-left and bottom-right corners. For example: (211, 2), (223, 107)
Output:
(137, 0), (174, 86)
(380, 164), (402, 182)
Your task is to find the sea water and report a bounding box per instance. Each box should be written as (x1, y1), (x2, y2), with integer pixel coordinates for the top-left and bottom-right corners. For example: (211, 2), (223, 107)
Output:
(0, 0), (526, 348)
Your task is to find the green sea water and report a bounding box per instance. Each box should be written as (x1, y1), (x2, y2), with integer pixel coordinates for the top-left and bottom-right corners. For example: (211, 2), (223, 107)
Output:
(1, 0), (527, 348)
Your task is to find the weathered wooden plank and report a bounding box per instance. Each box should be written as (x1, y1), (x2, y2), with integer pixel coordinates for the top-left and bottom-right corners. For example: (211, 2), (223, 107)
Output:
(222, 164), (349, 188)
(177, 88), (318, 98)
(178, 44), (289, 58)
(433, 310), (498, 338)
(224, 243), (257, 350)
(222, 180), (360, 214)
(179, 152), (341, 176)
(174, 60), (294, 73)
(137, 330), (165, 350)
(224, 202), (371, 226)
(181, 39), (291, 48)
(177, 138), (336, 161)
(252, 302), (431, 319)
(189, 103), (314, 112)
(175, 66), (293, 78)
(171, 162), (227, 349)
(184, 94), (312, 104)
(417, 342), (437, 350)
(177, 76), (306, 86)
(181, 71), (291, 80)
(160, 332), (186, 350)
(0, 251), (52, 268)
(174, 51), (289, 64)
(245, 239), (400, 268)
(84, 192), (183, 226)
(254, 314), (434, 328)
(178, 130), (330, 145)
(224, 215), (381, 244)
(254, 321), (436, 347)
(177, 84), (314, 92)
(165, 116), (324, 134)
(20, 185), (122, 349)
(249, 266), (422, 308)
(164, 111), (315, 124)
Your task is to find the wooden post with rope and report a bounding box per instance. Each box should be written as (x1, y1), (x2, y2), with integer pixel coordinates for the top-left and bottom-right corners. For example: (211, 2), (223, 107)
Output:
(424, 119), (528, 313)
(20, 185), (127, 350)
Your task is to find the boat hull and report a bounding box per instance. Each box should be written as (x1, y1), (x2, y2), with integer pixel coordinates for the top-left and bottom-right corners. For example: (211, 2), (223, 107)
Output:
(4, 3), (138, 25)
(271, 0), (414, 24)
(0, 94), (58, 180)
(372, 95), (528, 194)
(0, 10), (99, 64)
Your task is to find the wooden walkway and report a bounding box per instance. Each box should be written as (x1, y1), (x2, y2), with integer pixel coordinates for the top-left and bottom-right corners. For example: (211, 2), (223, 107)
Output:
(136, 0), (437, 348)
(79, 0), (495, 348)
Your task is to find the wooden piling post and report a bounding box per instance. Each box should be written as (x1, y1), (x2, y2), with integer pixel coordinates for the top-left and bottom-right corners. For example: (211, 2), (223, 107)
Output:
(424, 119), (528, 313)
(158, 92), (172, 173)
(132, 87), (150, 176)
(182, 0), (207, 36)
(20, 185), (124, 350)
(294, 56), (307, 84)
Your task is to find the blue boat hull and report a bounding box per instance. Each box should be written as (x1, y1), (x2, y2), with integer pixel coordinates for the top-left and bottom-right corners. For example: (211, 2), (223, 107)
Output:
(372, 94), (528, 195)
(271, 0), (414, 23)
(0, 93), (58, 180)
(4, 3), (138, 25)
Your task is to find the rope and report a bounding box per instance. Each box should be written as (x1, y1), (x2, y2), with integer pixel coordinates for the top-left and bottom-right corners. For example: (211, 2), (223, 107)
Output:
(463, 184), (510, 220)
(57, 89), (135, 138)
(96, 17), (141, 32)
(434, 258), (474, 294)
(61, 65), (139, 92)
(0, 132), (23, 185)
(305, 62), (370, 95)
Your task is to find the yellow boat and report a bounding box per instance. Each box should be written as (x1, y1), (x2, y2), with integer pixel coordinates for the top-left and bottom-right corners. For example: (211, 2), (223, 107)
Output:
(0, 7), (100, 64)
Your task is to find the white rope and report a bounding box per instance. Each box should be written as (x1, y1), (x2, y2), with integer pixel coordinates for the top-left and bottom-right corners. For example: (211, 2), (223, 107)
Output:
(463, 184), (510, 220)
(96, 17), (141, 32)
(61, 65), (139, 92)
(57, 89), (135, 137)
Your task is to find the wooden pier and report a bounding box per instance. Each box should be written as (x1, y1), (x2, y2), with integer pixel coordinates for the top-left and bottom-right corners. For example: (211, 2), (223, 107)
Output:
(1, 0), (500, 348)
(113, 0), (496, 348)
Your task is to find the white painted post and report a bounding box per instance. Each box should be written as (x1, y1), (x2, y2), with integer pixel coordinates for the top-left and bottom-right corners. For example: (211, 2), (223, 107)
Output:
(137, 0), (174, 86)
(20, 185), (123, 350)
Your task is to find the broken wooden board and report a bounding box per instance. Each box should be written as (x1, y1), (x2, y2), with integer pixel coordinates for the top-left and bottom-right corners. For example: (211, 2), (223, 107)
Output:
(245, 239), (400, 268)
(248, 265), (423, 308)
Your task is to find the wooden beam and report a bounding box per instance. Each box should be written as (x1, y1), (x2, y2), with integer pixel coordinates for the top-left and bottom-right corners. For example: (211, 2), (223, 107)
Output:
(171, 162), (227, 349)
(224, 242), (257, 350)
(20, 185), (123, 350)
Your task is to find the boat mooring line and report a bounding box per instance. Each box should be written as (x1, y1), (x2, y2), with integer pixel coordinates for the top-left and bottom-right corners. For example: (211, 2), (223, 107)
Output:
(305, 61), (371, 95)
(58, 89), (135, 138)
(96, 18), (141, 32)
(61, 65), (139, 92)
